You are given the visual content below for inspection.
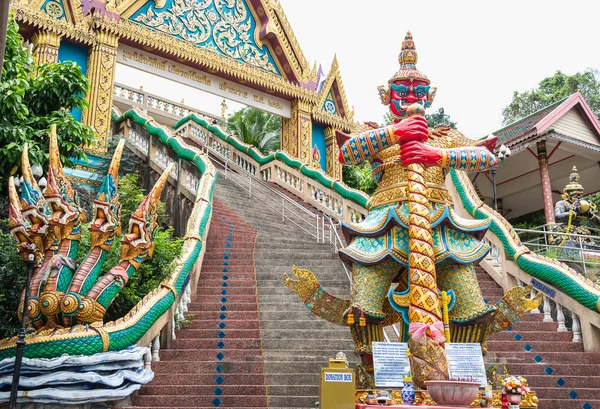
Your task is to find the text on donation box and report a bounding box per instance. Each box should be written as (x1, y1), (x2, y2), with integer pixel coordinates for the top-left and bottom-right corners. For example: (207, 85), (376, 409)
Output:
(372, 342), (410, 388)
(445, 343), (487, 387)
(324, 372), (353, 382)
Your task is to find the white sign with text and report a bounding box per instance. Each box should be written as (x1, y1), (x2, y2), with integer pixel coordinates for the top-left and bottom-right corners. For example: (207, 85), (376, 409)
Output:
(117, 45), (291, 118)
(445, 343), (487, 387)
(372, 342), (411, 388)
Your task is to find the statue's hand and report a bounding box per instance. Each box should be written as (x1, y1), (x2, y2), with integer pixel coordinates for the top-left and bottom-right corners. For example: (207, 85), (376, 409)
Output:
(400, 141), (442, 167)
(391, 116), (429, 143)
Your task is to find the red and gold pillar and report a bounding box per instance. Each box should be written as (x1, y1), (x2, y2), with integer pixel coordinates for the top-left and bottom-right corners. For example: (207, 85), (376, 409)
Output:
(82, 30), (119, 148)
(281, 100), (312, 163)
(537, 140), (555, 224)
(31, 30), (61, 65)
(325, 126), (342, 180)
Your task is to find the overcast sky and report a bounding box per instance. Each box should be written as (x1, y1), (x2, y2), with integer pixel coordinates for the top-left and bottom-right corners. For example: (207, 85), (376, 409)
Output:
(117, 0), (600, 138)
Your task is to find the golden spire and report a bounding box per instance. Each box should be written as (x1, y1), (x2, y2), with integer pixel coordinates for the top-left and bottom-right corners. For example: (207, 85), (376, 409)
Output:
(389, 31), (430, 84)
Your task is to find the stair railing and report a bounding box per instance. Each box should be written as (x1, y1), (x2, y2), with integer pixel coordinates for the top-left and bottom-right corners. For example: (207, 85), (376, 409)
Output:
(202, 143), (325, 242)
(175, 116), (369, 224)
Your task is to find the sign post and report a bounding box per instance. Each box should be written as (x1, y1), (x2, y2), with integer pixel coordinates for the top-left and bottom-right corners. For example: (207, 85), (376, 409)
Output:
(372, 342), (411, 388)
(445, 343), (487, 387)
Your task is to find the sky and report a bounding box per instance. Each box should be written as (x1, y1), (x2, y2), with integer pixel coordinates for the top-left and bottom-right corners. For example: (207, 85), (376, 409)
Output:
(116, 0), (600, 138)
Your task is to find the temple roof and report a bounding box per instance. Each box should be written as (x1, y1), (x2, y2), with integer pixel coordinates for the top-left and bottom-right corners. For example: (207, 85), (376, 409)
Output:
(493, 92), (600, 151)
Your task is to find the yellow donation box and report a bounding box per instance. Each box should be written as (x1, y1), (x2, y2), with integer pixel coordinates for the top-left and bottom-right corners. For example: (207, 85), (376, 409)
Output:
(319, 353), (355, 409)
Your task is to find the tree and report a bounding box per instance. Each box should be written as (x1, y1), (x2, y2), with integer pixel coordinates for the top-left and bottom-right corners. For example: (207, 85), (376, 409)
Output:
(502, 69), (600, 125)
(225, 107), (281, 155)
(0, 14), (96, 184)
(342, 162), (377, 196)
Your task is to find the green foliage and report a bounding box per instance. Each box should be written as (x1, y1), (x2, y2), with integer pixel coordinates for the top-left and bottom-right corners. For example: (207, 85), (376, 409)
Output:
(0, 14), (96, 183)
(226, 107), (281, 154)
(0, 225), (27, 339)
(501, 69), (600, 125)
(76, 173), (182, 322)
(342, 162), (377, 196)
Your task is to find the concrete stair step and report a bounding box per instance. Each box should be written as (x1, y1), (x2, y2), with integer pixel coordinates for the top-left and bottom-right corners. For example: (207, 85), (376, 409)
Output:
(186, 303), (258, 312)
(172, 338), (261, 349)
(487, 340), (583, 352)
(187, 319), (260, 329)
(503, 362), (600, 376)
(536, 400), (600, 409)
(159, 349), (263, 361)
(259, 319), (348, 330)
(496, 351), (600, 364)
(151, 360), (265, 374)
(489, 330), (572, 342)
(134, 395), (267, 408)
(149, 373), (267, 386)
(525, 375), (600, 388)
(175, 328), (261, 339)
(186, 311), (259, 320)
(536, 387), (600, 400)
(138, 385), (267, 396)
(261, 339), (353, 351)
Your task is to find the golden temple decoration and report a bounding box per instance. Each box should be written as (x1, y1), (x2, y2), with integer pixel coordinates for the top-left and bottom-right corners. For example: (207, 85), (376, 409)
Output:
(83, 28), (119, 147)
(281, 100), (312, 162)
(325, 126), (342, 180)
(316, 55), (354, 121)
(31, 30), (62, 65)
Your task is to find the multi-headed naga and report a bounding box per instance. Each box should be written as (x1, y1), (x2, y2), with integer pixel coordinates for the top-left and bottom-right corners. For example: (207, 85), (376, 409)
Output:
(284, 32), (540, 388)
(9, 126), (173, 329)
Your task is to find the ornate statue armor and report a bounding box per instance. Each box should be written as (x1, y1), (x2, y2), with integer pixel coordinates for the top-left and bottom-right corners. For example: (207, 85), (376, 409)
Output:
(285, 32), (539, 388)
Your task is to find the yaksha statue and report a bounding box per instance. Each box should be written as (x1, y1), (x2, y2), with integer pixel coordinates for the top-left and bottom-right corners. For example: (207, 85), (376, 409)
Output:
(284, 32), (540, 388)
(552, 166), (600, 248)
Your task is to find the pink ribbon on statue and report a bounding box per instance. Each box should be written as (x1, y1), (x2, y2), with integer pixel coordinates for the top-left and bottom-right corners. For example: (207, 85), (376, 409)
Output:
(409, 321), (446, 344)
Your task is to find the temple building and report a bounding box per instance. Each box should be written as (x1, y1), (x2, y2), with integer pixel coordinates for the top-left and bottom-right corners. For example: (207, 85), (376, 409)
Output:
(472, 92), (600, 222)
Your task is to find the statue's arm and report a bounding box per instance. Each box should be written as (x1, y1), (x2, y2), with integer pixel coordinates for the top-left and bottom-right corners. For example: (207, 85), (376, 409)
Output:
(337, 126), (397, 165)
(554, 202), (572, 221)
(437, 146), (497, 172)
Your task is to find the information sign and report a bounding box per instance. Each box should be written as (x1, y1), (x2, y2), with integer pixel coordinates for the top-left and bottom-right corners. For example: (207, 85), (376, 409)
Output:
(445, 343), (487, 387)
(372, 342), (410, 388)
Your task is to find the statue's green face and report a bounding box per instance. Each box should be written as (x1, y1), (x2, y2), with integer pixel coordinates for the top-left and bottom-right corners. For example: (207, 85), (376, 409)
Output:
(389, 79), (434, 122)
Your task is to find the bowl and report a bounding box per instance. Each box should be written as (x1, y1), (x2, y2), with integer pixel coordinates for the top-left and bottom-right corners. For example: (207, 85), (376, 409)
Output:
(425, 380), (481, 407)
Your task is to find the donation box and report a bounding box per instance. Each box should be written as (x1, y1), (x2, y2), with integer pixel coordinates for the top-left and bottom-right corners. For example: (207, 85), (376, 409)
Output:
(319, 356), (355, 409)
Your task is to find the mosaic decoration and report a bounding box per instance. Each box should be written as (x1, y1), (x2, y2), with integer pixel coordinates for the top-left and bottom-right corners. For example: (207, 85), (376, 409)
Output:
(130, 0), (280, 75)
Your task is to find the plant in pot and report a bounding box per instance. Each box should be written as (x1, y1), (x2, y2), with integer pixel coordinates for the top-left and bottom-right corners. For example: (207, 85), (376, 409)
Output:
(503, 376), (531, 407)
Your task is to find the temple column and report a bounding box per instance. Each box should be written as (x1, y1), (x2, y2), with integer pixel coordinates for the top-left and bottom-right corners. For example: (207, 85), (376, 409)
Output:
(281, 100), (312, 164)
(31, 30), (61, 65)
(325, 126), (342, 180)
(83, 30), (119, 147)
(537, 140), (555, 224)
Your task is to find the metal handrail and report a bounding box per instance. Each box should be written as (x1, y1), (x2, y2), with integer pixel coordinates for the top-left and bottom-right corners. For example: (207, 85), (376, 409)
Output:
(203, 145), (324, 241)
(325, 215), (352, 285)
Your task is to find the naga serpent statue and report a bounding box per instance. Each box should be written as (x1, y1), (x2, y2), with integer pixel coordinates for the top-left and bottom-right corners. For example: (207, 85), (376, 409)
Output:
(284, 32), (541, 388)
(9, 125), (173, 331)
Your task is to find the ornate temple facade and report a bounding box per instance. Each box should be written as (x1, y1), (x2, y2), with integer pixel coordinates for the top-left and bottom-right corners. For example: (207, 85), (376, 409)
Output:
(12, 0), (355, 181)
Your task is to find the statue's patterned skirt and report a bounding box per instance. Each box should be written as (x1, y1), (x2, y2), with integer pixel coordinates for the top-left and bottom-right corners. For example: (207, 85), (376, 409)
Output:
(340, 202), (491, 267)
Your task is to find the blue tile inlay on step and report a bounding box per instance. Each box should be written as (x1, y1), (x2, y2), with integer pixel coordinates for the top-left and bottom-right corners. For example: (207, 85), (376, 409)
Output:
(544, 366), (554, 375)
(222, 283), (228, 288)
(214, 387), (223, 396)
(219, 313), (227, 320)
(223, 261), (229, 266)
(217, 341), (225, 349)
(223, 275), (229, 281)
(221, 297), (228, 303)
(212, 398), (222, 407)
(216, 376), (224, 385)
(216, 364), (222, 373)
(223, 268), (229, 272)
(221, 290), (228, 296)
(556, 378), (566, 387)
(219, 322), (226, 329)
(513, 333), (522, 341)
(569, 390), (578, 399)
(216, 352), (225, 361)
(533, 354), (543, 363)
(523, 343), (532, 352)
(218, 331), (226, 338)
(220, 305), (227, 311)
(583, 402), (592, 409)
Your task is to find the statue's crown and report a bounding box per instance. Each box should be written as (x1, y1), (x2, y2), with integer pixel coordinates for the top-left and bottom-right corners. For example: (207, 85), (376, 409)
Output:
(563, 166), (584, 193)
(389, 31), (430, 84)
